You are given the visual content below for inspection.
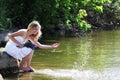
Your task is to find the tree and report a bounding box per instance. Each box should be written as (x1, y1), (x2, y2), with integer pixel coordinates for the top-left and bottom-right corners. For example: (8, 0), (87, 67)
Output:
(0, 0), (111, 32)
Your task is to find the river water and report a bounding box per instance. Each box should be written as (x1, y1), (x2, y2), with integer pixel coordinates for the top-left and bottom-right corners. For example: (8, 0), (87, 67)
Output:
(4, 30), (120, 80)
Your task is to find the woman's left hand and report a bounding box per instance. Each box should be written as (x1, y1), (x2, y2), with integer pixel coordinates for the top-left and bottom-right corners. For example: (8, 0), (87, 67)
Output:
(52, 43), (60, 48)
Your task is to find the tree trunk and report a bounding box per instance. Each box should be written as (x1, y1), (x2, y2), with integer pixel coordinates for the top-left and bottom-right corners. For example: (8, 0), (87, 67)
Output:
(0, 51), (19, 76)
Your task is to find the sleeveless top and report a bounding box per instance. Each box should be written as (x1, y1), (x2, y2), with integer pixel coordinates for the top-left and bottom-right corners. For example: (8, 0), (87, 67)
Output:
(4, 36), (34, 59)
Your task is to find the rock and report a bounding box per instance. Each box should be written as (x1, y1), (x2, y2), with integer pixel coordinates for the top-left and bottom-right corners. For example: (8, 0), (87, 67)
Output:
(0, 41), (6, 47)
(0, 51), (19, 76)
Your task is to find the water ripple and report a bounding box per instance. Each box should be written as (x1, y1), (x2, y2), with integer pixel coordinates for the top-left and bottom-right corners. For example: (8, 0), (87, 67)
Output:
(34, 67), (120, 80)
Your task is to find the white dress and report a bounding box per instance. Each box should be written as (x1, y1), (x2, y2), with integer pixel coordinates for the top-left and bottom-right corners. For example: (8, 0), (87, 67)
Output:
(4, 36), (33, 59)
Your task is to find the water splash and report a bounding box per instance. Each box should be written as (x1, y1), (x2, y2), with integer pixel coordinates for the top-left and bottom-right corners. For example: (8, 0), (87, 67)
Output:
(34, 68), (120, 80)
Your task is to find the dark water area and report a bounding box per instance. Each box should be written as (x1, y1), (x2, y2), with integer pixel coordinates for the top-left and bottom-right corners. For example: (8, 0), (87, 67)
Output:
(2, 30), (120, 80)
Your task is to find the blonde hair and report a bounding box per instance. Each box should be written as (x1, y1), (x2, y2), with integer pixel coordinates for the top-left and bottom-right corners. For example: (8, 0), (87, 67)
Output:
(27, 20), (42, 41)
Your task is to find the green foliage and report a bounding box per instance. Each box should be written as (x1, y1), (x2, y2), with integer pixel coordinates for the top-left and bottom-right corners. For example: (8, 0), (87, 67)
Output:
(52, 0), (110, 31)
(94, 5), (103, 13)
(106, 0), (120, 20)
(75, 9), (91, 31)
(4, 0), (37, 28)
(79, 20), (91, 31)
(0, 0), (12, 31)
(66, 20), (71, 28)
(0, 0), (111, 32)
(87, 0), (111, 13)
(77, 9), (87, 19)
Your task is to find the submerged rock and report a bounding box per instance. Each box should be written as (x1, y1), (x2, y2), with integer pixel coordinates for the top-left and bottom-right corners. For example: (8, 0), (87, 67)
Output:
(0, 51), (19, 76)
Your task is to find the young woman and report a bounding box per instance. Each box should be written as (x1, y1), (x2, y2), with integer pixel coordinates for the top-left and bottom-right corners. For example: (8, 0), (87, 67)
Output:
(4, 20), (59, 72)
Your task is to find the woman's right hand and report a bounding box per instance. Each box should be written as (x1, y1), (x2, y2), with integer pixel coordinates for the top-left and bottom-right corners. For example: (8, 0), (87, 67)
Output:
(17, 44), (24, 48)
(51, 43), (60, 48)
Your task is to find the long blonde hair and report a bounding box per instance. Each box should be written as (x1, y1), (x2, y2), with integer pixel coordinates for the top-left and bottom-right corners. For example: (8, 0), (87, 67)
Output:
(27, 20), (42, 41)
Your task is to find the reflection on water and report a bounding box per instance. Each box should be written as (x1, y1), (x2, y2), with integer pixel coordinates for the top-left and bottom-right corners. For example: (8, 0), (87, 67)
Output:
(3, 30), (120, 80)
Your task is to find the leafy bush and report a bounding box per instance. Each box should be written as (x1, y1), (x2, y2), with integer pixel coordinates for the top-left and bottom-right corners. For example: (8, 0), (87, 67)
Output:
(0, 1), (12, 31)
(0, 0), (112, 32)
(106, 0), (120, 20)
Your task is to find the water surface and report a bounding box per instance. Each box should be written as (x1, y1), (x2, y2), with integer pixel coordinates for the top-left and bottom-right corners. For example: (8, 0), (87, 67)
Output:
(4, 30), (120, 80)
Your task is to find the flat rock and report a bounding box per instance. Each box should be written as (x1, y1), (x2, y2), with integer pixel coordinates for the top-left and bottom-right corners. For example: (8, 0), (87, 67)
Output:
(0, 51), (19, 75)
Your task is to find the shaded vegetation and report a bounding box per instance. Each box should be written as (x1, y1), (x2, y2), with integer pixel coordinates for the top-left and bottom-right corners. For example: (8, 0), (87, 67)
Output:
(86, 0), (120, 30)
(0, 0), (120, 36)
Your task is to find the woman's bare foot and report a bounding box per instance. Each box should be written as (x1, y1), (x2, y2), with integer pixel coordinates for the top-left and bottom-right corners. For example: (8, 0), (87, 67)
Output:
(27, 66), (35, 72)
(19, 66), (35, 72)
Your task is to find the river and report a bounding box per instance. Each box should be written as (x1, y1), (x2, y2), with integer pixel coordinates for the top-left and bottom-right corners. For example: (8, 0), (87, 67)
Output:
(3, 30), (120, 80)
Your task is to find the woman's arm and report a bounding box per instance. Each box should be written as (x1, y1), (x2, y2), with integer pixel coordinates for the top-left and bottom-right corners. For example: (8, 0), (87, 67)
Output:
(29, 39), (59, 49)
(36, 41), (59, 49)
(8, 30), (25, 48)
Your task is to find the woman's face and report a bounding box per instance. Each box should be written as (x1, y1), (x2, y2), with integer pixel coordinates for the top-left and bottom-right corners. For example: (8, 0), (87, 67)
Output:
(30, 26), (39, 35)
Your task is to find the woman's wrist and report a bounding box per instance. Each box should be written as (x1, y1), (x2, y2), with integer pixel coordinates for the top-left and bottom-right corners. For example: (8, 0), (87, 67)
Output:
(18, 44), (24, 48)
(50, 45), (53, 48)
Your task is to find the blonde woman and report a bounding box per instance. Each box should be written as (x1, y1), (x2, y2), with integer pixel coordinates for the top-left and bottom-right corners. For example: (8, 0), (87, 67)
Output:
(4, 20), (60, 72)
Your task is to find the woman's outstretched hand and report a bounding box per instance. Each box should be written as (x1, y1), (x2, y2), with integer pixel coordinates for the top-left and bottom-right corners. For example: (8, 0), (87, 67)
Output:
(51, 43), (60, 48)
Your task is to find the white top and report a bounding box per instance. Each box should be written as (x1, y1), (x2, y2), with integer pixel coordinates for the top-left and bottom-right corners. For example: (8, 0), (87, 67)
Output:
(4, 36), (33, 59)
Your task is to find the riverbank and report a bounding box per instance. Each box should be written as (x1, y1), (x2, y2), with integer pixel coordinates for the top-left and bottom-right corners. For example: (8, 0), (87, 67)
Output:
(0, 27), (119, 47)
(0, 27), (84, 47)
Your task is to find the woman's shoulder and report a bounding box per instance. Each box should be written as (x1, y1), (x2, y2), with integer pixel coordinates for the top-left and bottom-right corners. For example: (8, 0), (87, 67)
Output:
(15, 29), (27, 35)
(19, 29), (27, 31)
(18, 29), (27, 32)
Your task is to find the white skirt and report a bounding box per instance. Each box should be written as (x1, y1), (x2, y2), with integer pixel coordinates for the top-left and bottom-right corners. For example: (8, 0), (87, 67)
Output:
(4, 42), (33, 60)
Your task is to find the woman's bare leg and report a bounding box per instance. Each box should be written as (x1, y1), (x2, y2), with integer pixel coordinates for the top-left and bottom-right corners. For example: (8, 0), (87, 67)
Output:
(19, 50), (34, 72)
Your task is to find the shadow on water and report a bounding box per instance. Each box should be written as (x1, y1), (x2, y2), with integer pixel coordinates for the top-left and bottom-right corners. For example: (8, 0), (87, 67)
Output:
(2, 30), (120, 80)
